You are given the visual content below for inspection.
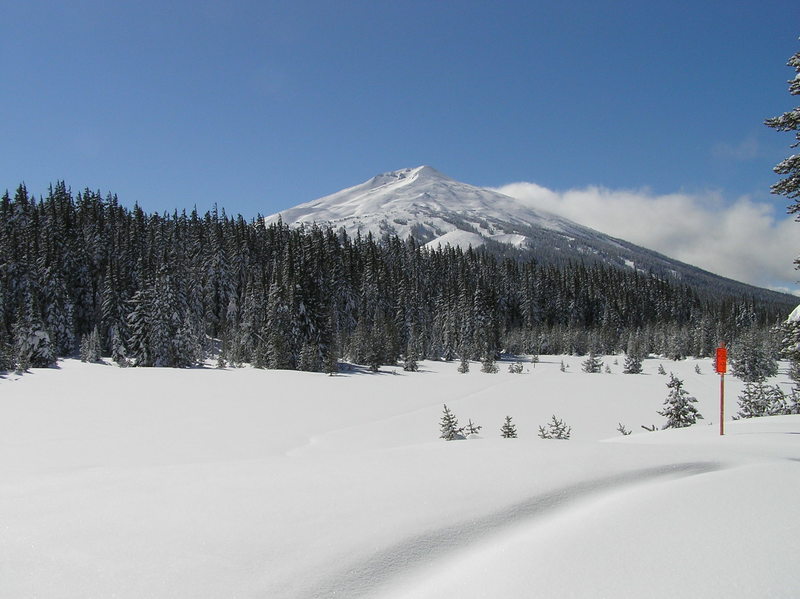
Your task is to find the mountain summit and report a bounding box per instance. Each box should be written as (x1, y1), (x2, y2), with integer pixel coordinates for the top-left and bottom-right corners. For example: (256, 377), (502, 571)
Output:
(266, 165), (583, 250)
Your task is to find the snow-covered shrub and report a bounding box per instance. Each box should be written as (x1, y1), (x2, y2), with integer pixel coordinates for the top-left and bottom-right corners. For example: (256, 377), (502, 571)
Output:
(508, 361), (524, 374)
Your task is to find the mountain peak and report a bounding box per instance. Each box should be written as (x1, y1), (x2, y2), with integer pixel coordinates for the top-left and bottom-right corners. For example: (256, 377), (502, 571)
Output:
(368, 165), (451, 187)
(265, 165), (568, 248)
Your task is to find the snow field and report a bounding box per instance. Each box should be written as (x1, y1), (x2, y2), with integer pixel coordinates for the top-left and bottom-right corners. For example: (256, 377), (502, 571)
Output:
(1, 355), (798, 598)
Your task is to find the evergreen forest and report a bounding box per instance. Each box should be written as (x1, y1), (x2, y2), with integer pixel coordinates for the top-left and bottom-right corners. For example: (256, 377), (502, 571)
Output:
(0, 182), (793, 373)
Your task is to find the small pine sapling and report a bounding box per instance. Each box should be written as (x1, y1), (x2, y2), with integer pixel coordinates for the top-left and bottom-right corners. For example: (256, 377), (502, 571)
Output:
(439, 404), (461, 440)
(500, 415), (518, 438)
(694, 364), (701, 374)
(604, 364), (612, 374)
(657, 363), (667, 375)
(464, 419), (483, 436)
(559, 360), (567, 372)
(538, 415), (571, 439)
(457, 356), (470, 374)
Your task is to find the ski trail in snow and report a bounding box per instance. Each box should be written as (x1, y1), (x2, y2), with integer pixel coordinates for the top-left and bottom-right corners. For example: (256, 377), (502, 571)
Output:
(297, 461), (721, 599)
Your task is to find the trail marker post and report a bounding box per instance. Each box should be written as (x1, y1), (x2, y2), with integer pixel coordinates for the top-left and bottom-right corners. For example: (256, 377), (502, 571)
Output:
(715, 345), (727, 435)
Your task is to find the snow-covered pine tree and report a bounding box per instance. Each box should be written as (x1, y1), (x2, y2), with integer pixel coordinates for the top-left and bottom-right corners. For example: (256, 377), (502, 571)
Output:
(500, 415), (517, 438)
(736, 382), (787, 419)
(403, 339), (419, 372)
(109, 326), (129, 367)
(730, 327), (779, 383)
(623, 333), (644, 373)
(658, 373), (703, 429)
(457, 354), (470, 373)
(12, 295), (56, 370)
(480, 355), (498, 373)
(439, 404), (460, 440)
(79, 326), (101, 362)
(764, 43), (800, 229)
(581, 351), (603, 373)
(787, 385), (800, 415)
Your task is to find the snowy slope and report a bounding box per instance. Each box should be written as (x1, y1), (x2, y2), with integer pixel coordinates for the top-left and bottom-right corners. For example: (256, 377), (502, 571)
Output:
(2, 357), (798, 598)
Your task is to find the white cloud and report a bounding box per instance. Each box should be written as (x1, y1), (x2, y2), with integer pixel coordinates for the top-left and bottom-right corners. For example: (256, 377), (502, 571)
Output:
(494, 182), (800, 294)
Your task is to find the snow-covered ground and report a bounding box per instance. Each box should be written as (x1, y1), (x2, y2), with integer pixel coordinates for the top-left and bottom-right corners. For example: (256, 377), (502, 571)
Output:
(1, 356), (798, 598)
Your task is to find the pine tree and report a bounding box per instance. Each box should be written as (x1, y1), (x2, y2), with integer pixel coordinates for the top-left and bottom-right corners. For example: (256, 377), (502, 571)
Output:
(538, 414), (571, 439)
(623, 353), (642, 373)
(736, 382), (787, 419)
(581, 351), (603, 373)
(764, 44), (800, 230)
(730, 327), (778, 383)
(464, 419), (482, 436)
(623, 334), (644, 373)
(439, 404), (460, 440)
(500, 415), (517, 438)
(480, 355), (498, 373)
(79, 325), (101, 362)
(109, 326), (129, 367)
(403, 339), (419, 372)
(658, 374), (703, 429)
(12, 295), (56, 370)
(457, 355), (470, 374)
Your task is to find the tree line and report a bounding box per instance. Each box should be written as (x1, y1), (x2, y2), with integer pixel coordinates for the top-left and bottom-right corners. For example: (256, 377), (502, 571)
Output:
(0, 182), (791, 373)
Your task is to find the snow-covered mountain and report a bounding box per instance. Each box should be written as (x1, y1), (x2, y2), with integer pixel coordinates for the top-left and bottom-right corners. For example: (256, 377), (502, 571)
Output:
(266, 165), (592, 251)
(265, 166), (795, 305)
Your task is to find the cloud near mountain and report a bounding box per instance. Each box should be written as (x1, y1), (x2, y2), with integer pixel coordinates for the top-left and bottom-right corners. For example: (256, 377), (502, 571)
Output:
(494, 182), (798, 294)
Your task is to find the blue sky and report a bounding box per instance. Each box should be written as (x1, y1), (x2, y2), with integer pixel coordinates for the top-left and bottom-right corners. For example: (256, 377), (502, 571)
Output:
(1, 1), (799, 289)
